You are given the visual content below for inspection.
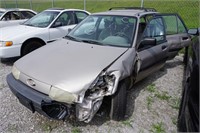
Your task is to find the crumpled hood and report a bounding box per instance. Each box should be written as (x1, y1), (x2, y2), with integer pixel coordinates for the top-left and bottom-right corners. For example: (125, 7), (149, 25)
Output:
(15, 39), (128, 94)
(0, 25), (42, 40)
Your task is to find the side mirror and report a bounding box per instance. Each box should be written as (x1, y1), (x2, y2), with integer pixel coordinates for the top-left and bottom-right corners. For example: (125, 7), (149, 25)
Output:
(52, 22), (62, 28)
(138, 38), (156, 50)
(188, 28), (199, 36)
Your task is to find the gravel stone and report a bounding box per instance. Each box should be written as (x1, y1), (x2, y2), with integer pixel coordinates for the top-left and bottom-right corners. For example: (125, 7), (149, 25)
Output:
(0, 56), (184, 133)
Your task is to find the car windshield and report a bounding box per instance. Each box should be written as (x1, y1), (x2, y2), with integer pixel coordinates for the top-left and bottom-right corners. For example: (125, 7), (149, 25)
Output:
(23, 11), (59, 28)
(68, 15), (137, 48)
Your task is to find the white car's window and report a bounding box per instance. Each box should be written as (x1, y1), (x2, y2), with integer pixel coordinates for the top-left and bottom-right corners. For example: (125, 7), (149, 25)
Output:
(0, 11), (4, 17)
(54, 12), (75, 26)
(20, 11), (35, 19)
(1, 11), (21, 20)
(68, 15), (137, 48)
(75, 11), (88, 23)
(23, 11), (59, 28)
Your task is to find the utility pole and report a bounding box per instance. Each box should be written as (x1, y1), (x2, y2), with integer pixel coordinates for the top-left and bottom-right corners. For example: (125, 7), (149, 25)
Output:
(141, 0), (144, 8)
(84, 0), (86, 10)
(29, 0), (32, 9)
(3, 0), (7, 8)
(52, 0), (54, 8)
(15, 0), (18, 8)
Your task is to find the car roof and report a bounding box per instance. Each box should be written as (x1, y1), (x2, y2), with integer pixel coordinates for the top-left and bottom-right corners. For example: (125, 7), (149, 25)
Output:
(92, 7), (157, 17)
(45, 8), (90, 13)
(0, 8), (34, 12)
(0, 8), (36, 14)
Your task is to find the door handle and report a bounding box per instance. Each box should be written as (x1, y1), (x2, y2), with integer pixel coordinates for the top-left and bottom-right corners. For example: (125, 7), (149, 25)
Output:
(162, 45), (167, 50)
(182, 37), (189, 40)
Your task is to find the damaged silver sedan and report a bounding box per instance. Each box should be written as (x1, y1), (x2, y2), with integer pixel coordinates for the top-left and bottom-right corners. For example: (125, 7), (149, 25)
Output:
(7, 7), (191, 123)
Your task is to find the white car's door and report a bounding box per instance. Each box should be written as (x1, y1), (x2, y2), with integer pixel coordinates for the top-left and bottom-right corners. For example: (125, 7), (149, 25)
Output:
(49, 11), (76, 42)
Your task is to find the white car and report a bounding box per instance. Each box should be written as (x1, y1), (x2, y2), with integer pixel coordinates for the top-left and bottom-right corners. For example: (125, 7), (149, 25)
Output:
(0, 8), (90, 58)
(0, 8), (36, 28)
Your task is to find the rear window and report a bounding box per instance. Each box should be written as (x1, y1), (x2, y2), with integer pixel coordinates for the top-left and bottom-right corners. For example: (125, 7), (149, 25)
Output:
(21, 11), (36, 19)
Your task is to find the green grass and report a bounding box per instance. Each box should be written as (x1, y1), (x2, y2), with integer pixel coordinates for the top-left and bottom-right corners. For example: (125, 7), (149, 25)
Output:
(150, 122), (166, 133)
(147, 84), (156, 93)
(147, 96), (154, 110)
(7, 124), (18, 132)
(40, 121), (58, 132)
(169, 97), (181, 110)
(0, 0), (198, 28)
(122, 119), (133, 128)
(71, 127), (81, 133)
(172, 117), (177, 125)
(155, 91), (171, 101)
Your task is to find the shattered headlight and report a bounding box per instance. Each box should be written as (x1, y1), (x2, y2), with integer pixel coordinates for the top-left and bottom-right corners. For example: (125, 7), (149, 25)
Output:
(49, 86), (78, 104)
(86, 71), (116, 96)
(12, 66), (20, 80)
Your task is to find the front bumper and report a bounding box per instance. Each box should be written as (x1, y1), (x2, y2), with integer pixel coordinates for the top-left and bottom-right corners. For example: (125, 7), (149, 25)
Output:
(0, 45), (21, 58)
(6, 74), (70, 120)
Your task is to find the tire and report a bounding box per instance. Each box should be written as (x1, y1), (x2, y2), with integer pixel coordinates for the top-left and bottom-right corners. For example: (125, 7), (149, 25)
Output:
(22, 41), (43, 56)
(110, 80), (127, 121)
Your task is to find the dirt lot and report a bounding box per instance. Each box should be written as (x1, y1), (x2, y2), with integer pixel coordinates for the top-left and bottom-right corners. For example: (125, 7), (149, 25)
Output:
(0, 56), (184, 133)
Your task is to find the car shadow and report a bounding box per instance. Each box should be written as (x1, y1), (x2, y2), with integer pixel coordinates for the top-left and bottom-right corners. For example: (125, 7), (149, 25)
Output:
(0, 57), (20, 66)
(125, 57), (184, 119)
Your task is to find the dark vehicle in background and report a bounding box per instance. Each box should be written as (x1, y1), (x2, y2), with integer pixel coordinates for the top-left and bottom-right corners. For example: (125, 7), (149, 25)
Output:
(178, 28), (199, 132)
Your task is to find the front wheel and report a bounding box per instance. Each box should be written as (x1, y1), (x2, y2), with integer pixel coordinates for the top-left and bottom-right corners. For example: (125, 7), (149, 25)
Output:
(22, 41), (43, 56)
(110, 80), (127, 121)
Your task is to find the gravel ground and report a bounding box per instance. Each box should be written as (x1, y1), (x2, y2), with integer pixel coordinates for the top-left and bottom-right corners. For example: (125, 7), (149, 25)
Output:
(0, 56), (184, 133)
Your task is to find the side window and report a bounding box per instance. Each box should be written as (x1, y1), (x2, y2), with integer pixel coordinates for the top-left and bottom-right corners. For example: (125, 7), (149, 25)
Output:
(1, 11), (21, 20)
(55, 12), (75, 26)
(177, 17), (187, 33)
(11, 11), (21, 20)
(1, 12), (10, 20)
(163, 15), (177, 35)
(20, 11), (35, 19)
(75, 11), (88, 23)
(163, 15), (187, 35)
(143, 17), (165, 43)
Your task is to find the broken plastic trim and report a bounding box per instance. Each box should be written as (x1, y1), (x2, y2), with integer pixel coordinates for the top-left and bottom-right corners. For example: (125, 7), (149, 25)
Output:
(76, 72), (116, 122)
(41, 101), (69, 120)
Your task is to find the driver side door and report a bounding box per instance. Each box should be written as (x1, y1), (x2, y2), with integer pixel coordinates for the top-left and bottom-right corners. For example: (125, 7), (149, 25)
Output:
(136, 16), (168, 81)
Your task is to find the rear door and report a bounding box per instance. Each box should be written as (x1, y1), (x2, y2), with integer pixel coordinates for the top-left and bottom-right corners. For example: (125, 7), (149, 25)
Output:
(136, 16), (168, 81)
(157, 14), (191, 59)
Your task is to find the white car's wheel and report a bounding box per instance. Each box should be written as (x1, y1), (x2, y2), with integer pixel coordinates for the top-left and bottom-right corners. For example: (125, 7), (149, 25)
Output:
(22, 41), (43, 56)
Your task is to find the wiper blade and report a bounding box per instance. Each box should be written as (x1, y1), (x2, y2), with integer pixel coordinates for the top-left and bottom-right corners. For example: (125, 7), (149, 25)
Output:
(81, 39), (109, 46)
(23, 23), (34, 27)
(65, 35), (82, 42)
